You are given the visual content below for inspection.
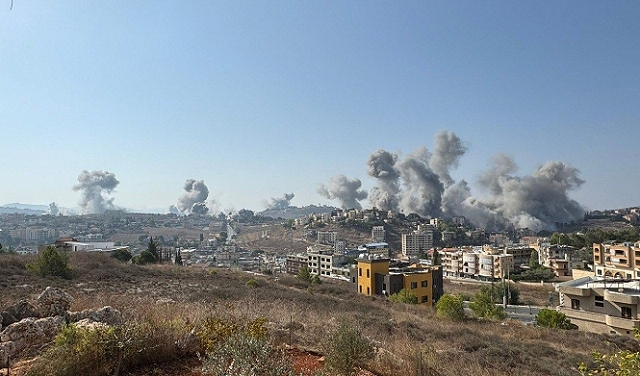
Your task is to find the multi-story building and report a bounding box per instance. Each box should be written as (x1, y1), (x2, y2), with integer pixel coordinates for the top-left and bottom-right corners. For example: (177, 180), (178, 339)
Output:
(442, 246), (514, 280)
(536, 243), (580, 276)
(593, 242), (640, 279)
(371, 226), (386, 243)
(357, 242), (390, 258)
(317, 231), (338, 245)
(355, 255), (443, 306)
(307, 249), (347, 277)
(440, 247), (465, 277)
(285, 254), (308, 275)
(557, 276), (640, 337)
(402, 230), (433, 257)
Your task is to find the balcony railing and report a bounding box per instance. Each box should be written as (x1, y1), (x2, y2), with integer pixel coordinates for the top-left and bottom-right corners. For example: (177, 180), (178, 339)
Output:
(606, 315), (640, 331)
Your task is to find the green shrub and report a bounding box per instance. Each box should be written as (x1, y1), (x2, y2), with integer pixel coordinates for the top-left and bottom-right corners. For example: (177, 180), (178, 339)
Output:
(200, 332), (296, 376)
(436, 294), (466, 321)
(110, 248), (132, 262)
(469, 286), (506, 320)
(27, 245), (73, 279)
(322, 319), (374, 375)
(388, 288), (418, 304)
(246, 278), (259, 288)
(535, 309), (573, 329)
(132, 250), (156, 265)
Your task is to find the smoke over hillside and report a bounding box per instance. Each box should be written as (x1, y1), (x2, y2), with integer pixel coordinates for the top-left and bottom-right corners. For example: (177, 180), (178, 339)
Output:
(265, 193), (295, 210)
(73, 170), (120, 214)
(177, 179), (209, 215)
(330, 130), (584, 231)
(317, 174), (368, 209)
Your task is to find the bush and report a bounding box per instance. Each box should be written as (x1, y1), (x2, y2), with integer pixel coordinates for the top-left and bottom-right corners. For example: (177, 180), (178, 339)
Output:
(436, 294), (466, 321)
(322, 319), (374, 375)
(26, 319), (197, 376)
(200, 332), (295, 376)
(469, 286), (506, 320)
(535, 309), (573, 329)
(110, 248), (132, 262)
(132, 250), (156, 265)
(27, 245), (73, 279)
(388, 288), (418, 304)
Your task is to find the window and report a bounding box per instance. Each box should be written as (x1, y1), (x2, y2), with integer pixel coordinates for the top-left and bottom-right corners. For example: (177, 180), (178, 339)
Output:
(571, 299), (580, 310)
(622, 306), (632, 319)
(359, 268), (362, 276)
(367, 287), (370, 295)
(597, 269), (603, 276)
(421, 296), (428, 303)
(359, 285), (362, 293)
(595, 296), (604, 308)
(421, 280), (428, 288)
(366, 269), (370, 278)
(410, 282), (418, 289)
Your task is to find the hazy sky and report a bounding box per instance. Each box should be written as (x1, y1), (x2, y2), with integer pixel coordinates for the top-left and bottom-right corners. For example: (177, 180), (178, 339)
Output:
(1, 1), (638, 214)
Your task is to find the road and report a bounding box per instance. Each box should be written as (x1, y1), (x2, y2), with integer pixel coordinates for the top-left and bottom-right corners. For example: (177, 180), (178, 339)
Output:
(463, 302), (544, 324)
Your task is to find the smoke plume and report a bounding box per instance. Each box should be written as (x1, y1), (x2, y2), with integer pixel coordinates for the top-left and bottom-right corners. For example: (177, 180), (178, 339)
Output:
(47, 202), (59, 216)
(345, 129), (585, 231)
(318, 174), (368, 209)
(265, 193), (295, 210)
(73, 170), (120, 214)
(177, 179), (209, 215)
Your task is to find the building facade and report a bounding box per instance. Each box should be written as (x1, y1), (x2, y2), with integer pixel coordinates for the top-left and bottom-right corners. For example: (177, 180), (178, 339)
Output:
(402, 231), (433, 257)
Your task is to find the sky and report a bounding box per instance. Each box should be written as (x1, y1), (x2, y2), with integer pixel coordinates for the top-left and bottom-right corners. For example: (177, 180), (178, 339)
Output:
(1, 1), (639, 216)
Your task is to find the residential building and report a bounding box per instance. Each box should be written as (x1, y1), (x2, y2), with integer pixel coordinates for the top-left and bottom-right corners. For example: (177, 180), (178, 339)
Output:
(355, 255), (443, 306)
(593, 242), (640, 279)
(442, 246), (514, 280)
(317, 231), (338, 245)
(402, 230), (433, 257)
(371, 226), (386, 243)
(307, 249), (347, 277)
(357, 242), (390, 258)
(285, 254), (308, 275)
(557, 276), (640, 337)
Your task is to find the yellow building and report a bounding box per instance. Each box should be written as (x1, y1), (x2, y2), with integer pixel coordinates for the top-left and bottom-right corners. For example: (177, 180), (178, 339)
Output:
(356, 255), (443, 306)
(357, 256), (389, 296)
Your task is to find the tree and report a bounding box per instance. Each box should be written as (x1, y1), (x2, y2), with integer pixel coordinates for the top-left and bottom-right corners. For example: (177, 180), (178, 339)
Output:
(311, 274), (322, 285)
(469, 286), (506, 320)
(436, 294), (466, 321)
(27, 245), (73, 279)
(147, 237), (161, 262)
(535, 309), (573, 329)
(297, 266), (312, 283)
(578, 331), (640, 375)
(388, 288), (418, 304)
(132, 250), (157, 265)
(110, 248), (132, 262)
(432, 248), (441, 265)
(529, 249), (540, 268)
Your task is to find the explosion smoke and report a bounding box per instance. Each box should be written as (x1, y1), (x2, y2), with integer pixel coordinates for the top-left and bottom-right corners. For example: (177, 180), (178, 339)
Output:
(73, 170), (119, 214)
(47, 202), (59, 216)
(177, 179), (209, 215)
(317, 174), (368, 209)
(347, 130), (584, 231)
(266, 193), (295, 210)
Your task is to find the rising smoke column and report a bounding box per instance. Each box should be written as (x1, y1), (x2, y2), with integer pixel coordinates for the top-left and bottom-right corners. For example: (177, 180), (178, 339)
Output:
(397, 147), (445, 217)
(73, 170), (120, 214)
(317, 174), (368, 209)
(177, 179), (209, 215)
(265, 193), (295, 210)
(47, 202), (59, 216)
(366, 149), (401, 211)
(429, 130), (467, 187)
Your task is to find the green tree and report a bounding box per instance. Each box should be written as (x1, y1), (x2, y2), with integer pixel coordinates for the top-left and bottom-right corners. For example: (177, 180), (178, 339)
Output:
(436, 294), (466, 321)
(535, 308), (573, 329)
(132, 250), (157, 265)
(297, 266), (312, 283)
(432, 248), (441, 265)
(529, 249), (540, 268)
(388, 288), (418, 304)
(311, 274), (322, 285)
(27, 245), (73, 279)
(147, 237), (161, 262)
(469, 286), (506, 320)
(110, 248), (132, 262)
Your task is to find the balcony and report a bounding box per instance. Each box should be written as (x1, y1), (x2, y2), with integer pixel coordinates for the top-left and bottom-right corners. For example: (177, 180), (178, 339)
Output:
(559, 307), (604, 323)
(558, 286), (592, 297)
(605, 315), (640, 331)
(604, 290), (640, 305)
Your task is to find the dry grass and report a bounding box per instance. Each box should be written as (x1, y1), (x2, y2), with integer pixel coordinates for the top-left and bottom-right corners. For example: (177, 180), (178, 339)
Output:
(1, 252), (639, 376)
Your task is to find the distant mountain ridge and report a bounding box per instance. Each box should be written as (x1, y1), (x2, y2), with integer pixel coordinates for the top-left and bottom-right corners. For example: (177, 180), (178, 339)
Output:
(0, 203), (48, 215)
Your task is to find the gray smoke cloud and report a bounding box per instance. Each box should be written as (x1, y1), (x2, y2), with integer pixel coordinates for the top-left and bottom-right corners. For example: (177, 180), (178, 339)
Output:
(317, 174), (368, 209)
(358, 130), (585, 231)
(177, 179), (209, 215)
(265, 193), (295, 210)
(48, 202), (59, 216)
(366, 149), (400, 211)
(168, 205), (180, 215)
(73, 170), (120, 214)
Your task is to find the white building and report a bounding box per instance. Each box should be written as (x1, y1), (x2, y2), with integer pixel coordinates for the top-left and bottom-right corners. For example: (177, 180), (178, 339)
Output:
(402, 231), (433, 257)
(371, 226), (386, 243)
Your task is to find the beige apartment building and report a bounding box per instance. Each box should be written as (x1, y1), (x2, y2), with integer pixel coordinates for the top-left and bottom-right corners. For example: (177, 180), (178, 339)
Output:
(593, 242), (640, 279)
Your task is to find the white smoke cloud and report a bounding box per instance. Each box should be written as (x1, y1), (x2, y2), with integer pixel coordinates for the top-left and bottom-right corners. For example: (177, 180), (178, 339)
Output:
(73, 170), (120, 214)
(265, 193), (295, 210)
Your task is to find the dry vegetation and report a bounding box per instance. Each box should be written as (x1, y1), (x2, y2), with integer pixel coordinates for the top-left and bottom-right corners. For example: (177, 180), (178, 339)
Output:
(1, 252), (639, 376)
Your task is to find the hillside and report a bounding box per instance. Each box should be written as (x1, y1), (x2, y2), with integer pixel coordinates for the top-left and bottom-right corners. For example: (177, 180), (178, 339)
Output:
(1, 252), (639, 376)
